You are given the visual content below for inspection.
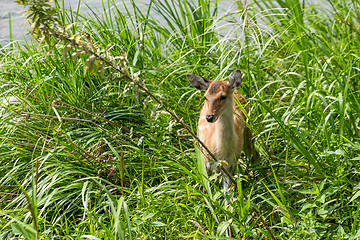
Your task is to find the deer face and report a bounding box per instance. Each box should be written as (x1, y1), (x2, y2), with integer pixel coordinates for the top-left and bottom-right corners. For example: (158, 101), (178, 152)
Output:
(203, 81), (232, 122)
(186, 70), (242, 123)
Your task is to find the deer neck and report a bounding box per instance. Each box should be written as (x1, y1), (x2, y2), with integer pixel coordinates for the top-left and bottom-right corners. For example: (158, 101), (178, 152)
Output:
(214, 100), (235, 141)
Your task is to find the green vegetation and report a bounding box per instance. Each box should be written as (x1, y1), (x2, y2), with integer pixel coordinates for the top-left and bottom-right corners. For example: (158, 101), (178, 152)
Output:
(1, 0), (360, 238)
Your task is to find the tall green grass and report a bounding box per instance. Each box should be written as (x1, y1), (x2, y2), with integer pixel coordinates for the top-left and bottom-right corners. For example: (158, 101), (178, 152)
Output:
(0, 0), (360, 238)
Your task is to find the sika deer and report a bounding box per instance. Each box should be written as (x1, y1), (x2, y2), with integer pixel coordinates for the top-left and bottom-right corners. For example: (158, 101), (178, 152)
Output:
(187, 70), (256, 188)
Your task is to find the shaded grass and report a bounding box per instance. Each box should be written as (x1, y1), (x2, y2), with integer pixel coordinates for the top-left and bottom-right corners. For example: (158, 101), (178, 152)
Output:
(1, 0), (360, 239)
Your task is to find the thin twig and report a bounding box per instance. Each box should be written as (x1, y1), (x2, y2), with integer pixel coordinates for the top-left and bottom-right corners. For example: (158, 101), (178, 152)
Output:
(67, 36), (237, 185)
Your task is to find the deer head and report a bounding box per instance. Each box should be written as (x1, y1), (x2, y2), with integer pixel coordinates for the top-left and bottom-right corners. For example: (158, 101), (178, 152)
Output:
(187, 70), (242, 123)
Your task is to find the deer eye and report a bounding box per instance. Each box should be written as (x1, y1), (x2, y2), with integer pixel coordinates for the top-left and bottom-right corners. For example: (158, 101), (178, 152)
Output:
(220, 95), (227, 101)
(204, 96), (208, 101)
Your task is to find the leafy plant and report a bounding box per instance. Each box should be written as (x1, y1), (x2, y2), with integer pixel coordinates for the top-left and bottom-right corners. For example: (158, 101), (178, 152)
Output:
(1, 0), (360, 239)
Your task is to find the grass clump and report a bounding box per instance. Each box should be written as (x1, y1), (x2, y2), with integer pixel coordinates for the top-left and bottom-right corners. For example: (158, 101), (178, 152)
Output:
(1, 0), (360, 239)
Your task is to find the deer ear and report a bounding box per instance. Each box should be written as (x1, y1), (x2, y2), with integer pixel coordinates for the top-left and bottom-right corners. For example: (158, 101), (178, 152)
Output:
(228, 69), (242, 89)
(186, 74), (211, 91)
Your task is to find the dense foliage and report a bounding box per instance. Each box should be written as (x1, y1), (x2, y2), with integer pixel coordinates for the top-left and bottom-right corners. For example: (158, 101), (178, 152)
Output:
(1, 0), (360, 239)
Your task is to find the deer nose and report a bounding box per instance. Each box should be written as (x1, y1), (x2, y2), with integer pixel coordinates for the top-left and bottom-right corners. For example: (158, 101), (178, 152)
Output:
(206, 115), (215, 123)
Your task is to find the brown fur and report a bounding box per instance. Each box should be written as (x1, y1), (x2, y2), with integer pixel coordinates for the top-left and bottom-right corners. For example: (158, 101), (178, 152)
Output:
(198, 81), (249, 176)
(208, 81), (224, 94)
